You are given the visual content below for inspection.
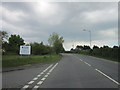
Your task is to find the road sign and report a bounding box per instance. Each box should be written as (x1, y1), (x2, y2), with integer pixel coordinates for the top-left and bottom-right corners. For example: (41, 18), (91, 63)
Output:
(20, 46), (31, 55)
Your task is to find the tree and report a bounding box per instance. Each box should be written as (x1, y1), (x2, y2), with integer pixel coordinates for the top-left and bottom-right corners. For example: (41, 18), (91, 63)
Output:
(83, 45), (90, 50)
(1, 31), (8, 54)
(48, 32), (64, 54)
(0, 31), (8, 43)
(8, 34), (25, 54)
(30, 42), (52, 55)
(93, 45), (99, 49)
(76, 45), (83, 50)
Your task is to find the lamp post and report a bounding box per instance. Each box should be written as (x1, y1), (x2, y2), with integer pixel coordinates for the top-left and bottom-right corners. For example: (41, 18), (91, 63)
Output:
(83, 29), (91, 49)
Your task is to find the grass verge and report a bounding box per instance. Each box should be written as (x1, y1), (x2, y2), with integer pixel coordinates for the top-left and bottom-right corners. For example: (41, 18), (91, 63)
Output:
(78, 53), (119, 62)
(2, 54), (62, 67)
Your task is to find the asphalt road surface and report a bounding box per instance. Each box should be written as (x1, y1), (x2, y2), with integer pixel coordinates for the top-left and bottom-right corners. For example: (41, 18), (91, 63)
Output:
(2, 53), (119, 89)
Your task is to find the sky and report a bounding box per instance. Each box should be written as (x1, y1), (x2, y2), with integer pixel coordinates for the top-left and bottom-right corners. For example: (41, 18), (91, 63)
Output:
(1, 1), (118, 51)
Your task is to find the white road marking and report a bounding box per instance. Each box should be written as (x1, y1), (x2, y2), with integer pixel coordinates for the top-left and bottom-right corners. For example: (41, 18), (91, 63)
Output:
(43, 70), (46, 72)
(95, 69), (120, 85)
(36, 63), (58, 86)
(37, 81), (43, 85)
(28, 81), (34, 84)
(40, 64), (53, 74)
(37, 75), (41, 77)
(80, 59), (83, 61)
(22, 85), (29, 89)
(84, 62), (91, 66)
(21, 64), (54, 90)
(41, 77), (46, 81)
(47, 73), (50, 75)
(40, 72), (44, 75)
(44, 75), (48, 78)
(33, 85), (39, 88)
(49, 69), (53, 73)
(44, 64), (53, 72)
(48, 63), (58, 73)
(33, 77), (38, 80)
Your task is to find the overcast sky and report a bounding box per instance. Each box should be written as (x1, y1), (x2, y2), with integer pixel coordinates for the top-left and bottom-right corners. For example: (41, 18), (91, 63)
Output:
(1, 1), (118, 50)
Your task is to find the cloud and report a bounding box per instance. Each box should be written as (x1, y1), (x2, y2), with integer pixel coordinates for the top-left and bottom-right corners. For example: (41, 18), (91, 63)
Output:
(82, 8), (117, 24)
(2, 7), (27, 22)
(1, 2), (118, 50)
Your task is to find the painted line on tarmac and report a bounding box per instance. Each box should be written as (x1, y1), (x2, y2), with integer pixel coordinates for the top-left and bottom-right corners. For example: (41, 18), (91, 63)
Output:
(28, 81), (34, 84)
(95, 69), (120, 85)
(21, 64), (53, 90)
(32, 85), (39, 90)
(84, 62), (91, 67)
(44, 75), (48, 78)
(33, 85), (39, 88)
(37, 81), (43, 85)
(22, 85), (29, 89)
(41, 77), (46, 81)
(37, 75), (41, 77)
(72, 55), (84, 62)
(33, 77), (38, 80)
(36, 63), (58, 88)
(80, 59), (83, 61)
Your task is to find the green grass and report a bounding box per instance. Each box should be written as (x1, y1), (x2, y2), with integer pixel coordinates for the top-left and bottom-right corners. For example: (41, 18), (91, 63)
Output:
(2, 54), (61, 67)
(78, 53), (119, 62)
(89, 55), (119, 62)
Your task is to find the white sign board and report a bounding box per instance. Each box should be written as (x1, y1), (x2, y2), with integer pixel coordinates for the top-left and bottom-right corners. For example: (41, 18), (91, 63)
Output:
(20, 46), (31, 55)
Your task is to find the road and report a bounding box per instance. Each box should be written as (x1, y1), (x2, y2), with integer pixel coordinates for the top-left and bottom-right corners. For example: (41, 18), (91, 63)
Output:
(2, 53), (119, 89)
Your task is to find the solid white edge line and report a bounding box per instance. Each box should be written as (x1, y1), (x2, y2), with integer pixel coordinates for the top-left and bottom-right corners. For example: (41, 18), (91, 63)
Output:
(22, 85), (29, 89)
(95, 69), (120, 85)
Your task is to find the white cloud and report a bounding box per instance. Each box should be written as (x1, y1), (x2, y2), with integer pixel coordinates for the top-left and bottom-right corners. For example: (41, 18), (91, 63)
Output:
(97, 28), (118, 40)
(2, 6), (27, 22)
(82, 8), (117, 24)
(1, 2), (118, 50)
(32, 2), (66, 25)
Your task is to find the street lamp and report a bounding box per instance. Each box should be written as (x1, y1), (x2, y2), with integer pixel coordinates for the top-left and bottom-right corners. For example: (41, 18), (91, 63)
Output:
(83, 29), (91, 49)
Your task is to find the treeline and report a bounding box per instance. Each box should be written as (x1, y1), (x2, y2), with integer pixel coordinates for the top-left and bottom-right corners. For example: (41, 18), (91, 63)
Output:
(68, 45), (119, 62)
(1, 31), (65, 55)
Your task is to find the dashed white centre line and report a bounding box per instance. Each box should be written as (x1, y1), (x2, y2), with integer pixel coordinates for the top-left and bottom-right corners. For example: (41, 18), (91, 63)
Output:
(36, 63), (58, 87)
(28, 81), (34, 84)
(95, 69), (120, 85)
(47, 73), (50, 75)
(41, 77), (46, 81)
(44, 75), (48, 78)
(37, 81), (43, 85)
(21, 64), (54, 90)
(37, 75), (41, 77)
(33, 77), (38, 80)
(80, 59), (83, 61)
(22, 85), (29, 89)
(84, 62), (91, 66)
(40, 72), (44, 75)
(33, 85), (39, 88)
